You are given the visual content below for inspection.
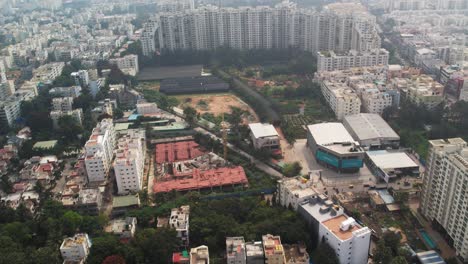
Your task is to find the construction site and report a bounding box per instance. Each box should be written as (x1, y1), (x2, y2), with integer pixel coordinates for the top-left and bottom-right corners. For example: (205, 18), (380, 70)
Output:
(152, 139), (249, 194)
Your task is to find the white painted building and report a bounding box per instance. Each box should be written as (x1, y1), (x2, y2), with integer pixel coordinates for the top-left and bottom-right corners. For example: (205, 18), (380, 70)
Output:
(60, 233), (92, 264)
(277, 177), (317, 210)
(317, 49), (389, 72)
(0, 97), (21, 127)
(421, 138), (468, 260)
(361, 89), (393, 115)
(71, 70), (90, 87)
(85, 119), (116, 182)
(319, 215), (371, 264)
(190, 245), (209, 264)
(170, 205), (190, 247)
(321, 81), (361, 120)
(52, 97), (74, 111)
(248, 123), (280, 151)
(110, 55), (139, 76)
(114, 130), (145, 194)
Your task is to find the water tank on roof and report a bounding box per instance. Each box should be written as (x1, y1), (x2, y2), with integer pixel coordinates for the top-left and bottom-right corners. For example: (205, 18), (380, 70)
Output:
(340, 217), (356, 231)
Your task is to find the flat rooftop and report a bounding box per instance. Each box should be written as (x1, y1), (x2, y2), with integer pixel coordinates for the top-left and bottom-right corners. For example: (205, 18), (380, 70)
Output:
(33, 140), (58, 150)
(343, 114), (399, 142)
(137, 65), (202, 81)
(249, 123), (279, 139)
(416, 250), (446, 264)
(307, 123), (355, 146)
(367, 150), (418, 169)
(112, 195), (140, 208)
(155, 140), (205, 164)
(321, 215), (362, 241)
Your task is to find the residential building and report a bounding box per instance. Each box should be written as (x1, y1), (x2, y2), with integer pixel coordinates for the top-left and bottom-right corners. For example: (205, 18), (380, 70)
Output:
(405, 75), (444, 109)
(245, 241), (265, 264)
(0, 97), (21, 127)
(31, 62), (64, 85)
(71, 70), (90, 87)
(114, 130), (145, 194)
(283, 244), (310, 264)
(421, 138), (468, 261)
(84, 119), (116, 182)
(317, 49), (389, 72)
(227, 237), (246, 264)
(248, 123), (280, 152)
(49, 86), (82, 98)
(109, 217), (137, 240)
(277, 176), (317, 210)
(60, 233), (92, 264)
(318, 215), (371, 264)
(307, 123), (364, 173)
(190, 246), (209, 264)
(136, 102), (159, 115)
(343, 113), (400, 149)
(170, 205), (190, 247)
(110, 54), (139, 76)
(89, 78), (104, 98)
(50, 108), (83, 129)
(262, 234), (286, 264)
(321, 81), (361, 120)
(52, 97), (74, 111)
(360, 89), (393, 115)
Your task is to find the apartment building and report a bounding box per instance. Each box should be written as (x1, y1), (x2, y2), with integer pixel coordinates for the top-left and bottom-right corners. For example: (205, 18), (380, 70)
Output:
(190, 245), (209, 264)
(49, 86), (82, 98)
(421, 138), (468, 261)
(84, 119), (116, 183)
(360, 89), (393, 115)
(52, 97), (74, 111)
(321, 81), (361, 120)
(319, 215), (371, 264)
(262, 234), (286, 264)
(109, 55), (139, 76)
(71, 70), (90, 87)
(114, 130), (145, 194)
(405, 75), (444, 109)
(0, 97), (21, 127)
(227, 237), (246, 264)
(317, 49), (389, 72)
(170, 205), (190, 247)
(277, 176), (317, 210)
(142, 2), (380, 56)
(31, 62), (64, 84)
(50, 108), (83, 129)
(60, 233), (92, 264)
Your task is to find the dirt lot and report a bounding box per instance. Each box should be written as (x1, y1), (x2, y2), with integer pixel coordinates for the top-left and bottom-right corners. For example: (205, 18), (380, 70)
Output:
(174, 93), (259, 122)
(139, 81), (160, 91)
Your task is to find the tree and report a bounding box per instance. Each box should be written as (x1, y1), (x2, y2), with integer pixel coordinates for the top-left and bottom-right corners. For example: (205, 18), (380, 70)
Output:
(102, 255), (126, 264)
(183, 106), (198, 127)
(32, 245), (61, 264)
(283, 162), (302, 177)
(383, 231), (402, 255)
(57, 115), (84, 143)
(390, 256), (408, 264)
(373, 240), (393, 264)
(133, 228), (179, 264)
(61, 211), (83, 236)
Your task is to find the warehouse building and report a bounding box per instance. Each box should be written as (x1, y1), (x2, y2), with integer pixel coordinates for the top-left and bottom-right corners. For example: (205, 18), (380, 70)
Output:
(366, 150), (420, 183)
(307, 123), (364, 173)
(343, 113), (400, 150)
(160, 76), (229, 95)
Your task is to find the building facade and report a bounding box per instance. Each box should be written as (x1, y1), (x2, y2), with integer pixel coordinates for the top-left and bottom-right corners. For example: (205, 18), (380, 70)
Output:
(114, 130), (145, 194)
(84, 119), (116, 182)
(421, 138), (468, 261)
(60, 233), (92, 263)
(321, 81), (361, 120)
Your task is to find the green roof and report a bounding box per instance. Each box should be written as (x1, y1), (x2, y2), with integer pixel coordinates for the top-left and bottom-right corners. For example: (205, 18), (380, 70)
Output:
(33, 140), (58, 150)
(114, 123), (131, 131)
(152, 122), (188, 131)
(112, 195), (140, 208)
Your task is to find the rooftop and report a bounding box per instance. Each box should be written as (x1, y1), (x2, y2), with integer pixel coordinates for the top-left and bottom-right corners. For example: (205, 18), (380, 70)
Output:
(367, 150), (418, 169)
(249, 123), (279, 139)
(343, 114), (399, 141)
(321, 215), (362, 241)
(307, 123), (355, 146)
(32, 140), (58, 150)
(155, 140), (205, 164)
(416, 250), (446, 264)
(112, 194), (140, 208)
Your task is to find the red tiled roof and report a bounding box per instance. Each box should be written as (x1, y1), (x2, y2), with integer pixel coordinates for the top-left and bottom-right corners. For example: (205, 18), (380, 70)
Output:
(155, 141), (204, 164)
(153, 166), (248, 193)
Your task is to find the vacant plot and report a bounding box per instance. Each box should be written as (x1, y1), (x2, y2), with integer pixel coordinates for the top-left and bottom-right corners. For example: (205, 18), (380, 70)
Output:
(139, 81), (160, 91)
(174, 93), (259, 122)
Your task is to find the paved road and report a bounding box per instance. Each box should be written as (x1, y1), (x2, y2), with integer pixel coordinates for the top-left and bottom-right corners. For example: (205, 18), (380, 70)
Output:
(194, 127), (284, 178)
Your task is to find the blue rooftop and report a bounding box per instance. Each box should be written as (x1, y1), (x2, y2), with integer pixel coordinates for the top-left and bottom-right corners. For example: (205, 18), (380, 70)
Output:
(128, 114), (141, 121)
(416, 250), (446, 264)
(377, 189), (395, 204)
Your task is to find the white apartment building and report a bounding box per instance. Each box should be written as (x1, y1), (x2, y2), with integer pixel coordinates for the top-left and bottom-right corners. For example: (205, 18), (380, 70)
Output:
(136, 102), (158, 115)
(114, 130), (145, 194)
(0, 97), (21, 127)
(142, 2), (380, 56)
(71, 70), (90, 87)
(248, 123), (280, 151)
(49, 86), (82, 98)
(0, 81), (14, 101)
(170, 205), (190, 247)
(52, 97), (74, 111)
(385, 0), (427, 11)
(436, 0), (468, 9)
(85, 119), (116, 183)
(190, 246), (209, 264)
(157, 0), (194, 12)
(31, 62), (64, 84)
(317, 49), (389, 72)
(319, 215), (371, 264)
(405, 75), (445, 109)
(361, 89), (393, 115)
(421, 138), (468, 261)
(321, 81), (361, 120)
(60, 233), (92, 264)
(277, 176), (317, 210)
(50, 108), (83, 129)
(109, 55), (139, 76)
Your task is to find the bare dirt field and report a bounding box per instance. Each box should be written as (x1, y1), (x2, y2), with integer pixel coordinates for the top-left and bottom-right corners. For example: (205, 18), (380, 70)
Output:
(174, 93), (259, 122)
